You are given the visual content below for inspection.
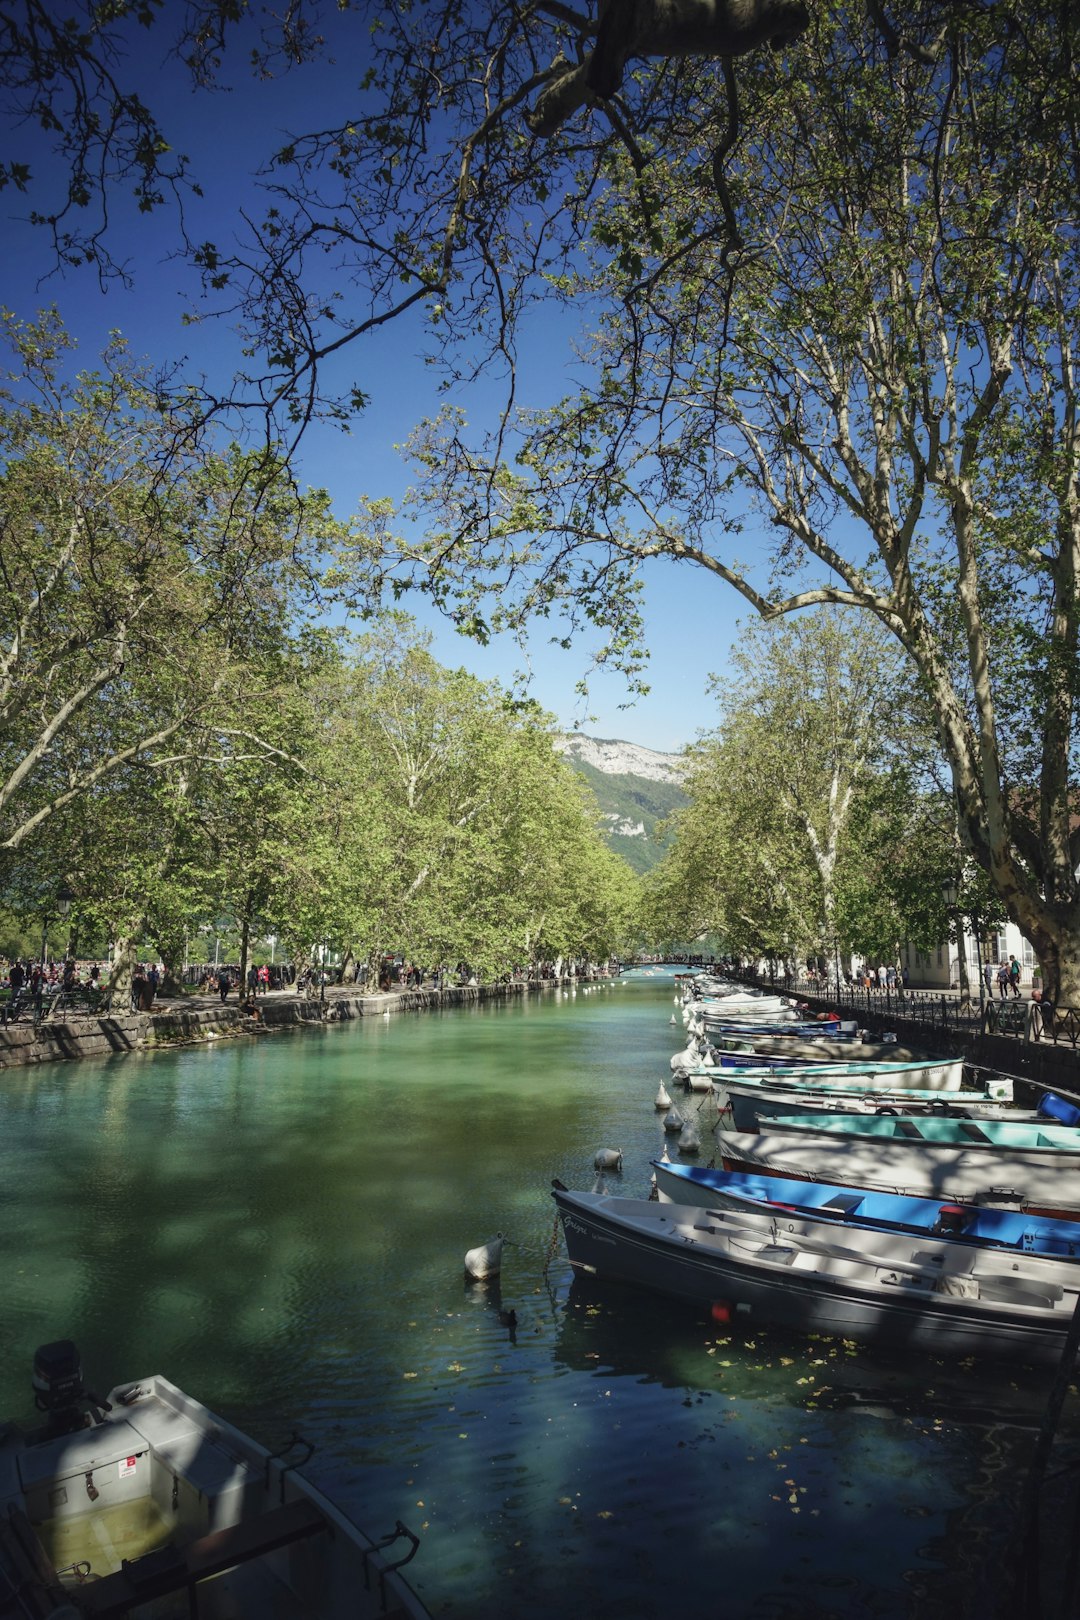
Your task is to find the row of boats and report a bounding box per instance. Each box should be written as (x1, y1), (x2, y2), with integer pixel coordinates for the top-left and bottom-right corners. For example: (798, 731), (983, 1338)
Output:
(553, 976), (1080, 1368)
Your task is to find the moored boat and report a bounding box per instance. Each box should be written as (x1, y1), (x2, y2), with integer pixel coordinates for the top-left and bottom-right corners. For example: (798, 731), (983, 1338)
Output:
(651, 1161), (1080, 1259)
(715, 1121), (1080, 1219)
(550, 1184), (1080, 1366)
(0, 1342), (429, 1620)
(714, 1074), (1026, 1131)
(685, 1055), (968, 1091)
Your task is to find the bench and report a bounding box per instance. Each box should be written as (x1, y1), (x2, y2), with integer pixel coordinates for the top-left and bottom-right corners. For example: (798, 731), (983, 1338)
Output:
(73, 1496), (328, 1616)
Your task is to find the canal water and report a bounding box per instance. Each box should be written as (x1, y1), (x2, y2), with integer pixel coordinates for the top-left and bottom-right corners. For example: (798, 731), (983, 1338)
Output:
(0, 969), (1068, 1618)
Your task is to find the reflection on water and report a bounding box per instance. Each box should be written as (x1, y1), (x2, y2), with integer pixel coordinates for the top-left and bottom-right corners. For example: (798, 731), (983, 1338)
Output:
(0, 973), (1068, 1618)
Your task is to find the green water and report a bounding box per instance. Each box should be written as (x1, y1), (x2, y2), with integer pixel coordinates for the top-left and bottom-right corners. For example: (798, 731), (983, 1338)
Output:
(0, 972), (1064, 1618)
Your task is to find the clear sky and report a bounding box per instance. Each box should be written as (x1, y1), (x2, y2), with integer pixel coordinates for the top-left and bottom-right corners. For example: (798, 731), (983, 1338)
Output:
(1, 25), (753, 755)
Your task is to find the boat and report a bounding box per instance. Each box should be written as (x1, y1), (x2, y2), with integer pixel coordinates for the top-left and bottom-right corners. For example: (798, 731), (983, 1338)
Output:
(682, 1055), (968, 1091)
(727, 1037), (937, 1063)
(715, 1120), (1080, 1218)
(551, 1184), (1080, 1365)
(713, 1075), (1025, 1131)
(0, 1342), (429, 1619)
(651, 1162), (1080, 1259)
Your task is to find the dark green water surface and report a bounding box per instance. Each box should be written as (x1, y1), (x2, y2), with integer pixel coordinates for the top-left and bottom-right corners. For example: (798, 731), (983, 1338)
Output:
(0, 970), (1066, 1618)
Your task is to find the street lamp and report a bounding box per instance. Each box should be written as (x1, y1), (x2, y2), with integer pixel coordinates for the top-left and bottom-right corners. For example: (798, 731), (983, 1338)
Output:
(941, 876), (974, 1010)
(41, 882), (76, 968)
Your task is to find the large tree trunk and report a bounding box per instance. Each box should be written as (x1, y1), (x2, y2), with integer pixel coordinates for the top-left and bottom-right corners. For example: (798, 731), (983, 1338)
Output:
(109, 936), (139, 997)
(153, 930), (187, 997)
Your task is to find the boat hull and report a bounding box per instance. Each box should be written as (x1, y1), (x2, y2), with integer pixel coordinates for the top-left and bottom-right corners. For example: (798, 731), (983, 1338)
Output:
(552, 1189), (1076, 1365)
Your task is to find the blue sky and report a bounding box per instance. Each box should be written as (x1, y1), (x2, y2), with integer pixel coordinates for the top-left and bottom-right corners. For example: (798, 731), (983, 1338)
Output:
(2, 24), (751, 754)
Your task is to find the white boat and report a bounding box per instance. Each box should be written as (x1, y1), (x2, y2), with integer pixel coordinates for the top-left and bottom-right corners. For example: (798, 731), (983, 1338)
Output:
(713, 1073), (1018, 1129)
(0, 1342), (429, 1619)
(692, 1056), (969, 1091)
(551, 1184), (1080, 1366)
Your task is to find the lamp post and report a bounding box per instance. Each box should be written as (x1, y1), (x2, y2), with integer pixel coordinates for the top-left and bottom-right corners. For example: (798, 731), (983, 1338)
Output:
(941, 876), (973, 1010)
(970, 905), (985, 1009)
(40, 882), (75, 969)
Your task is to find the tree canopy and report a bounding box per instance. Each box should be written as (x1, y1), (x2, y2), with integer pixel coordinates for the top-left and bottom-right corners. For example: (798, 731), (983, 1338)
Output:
(6, 0), (1080, 988)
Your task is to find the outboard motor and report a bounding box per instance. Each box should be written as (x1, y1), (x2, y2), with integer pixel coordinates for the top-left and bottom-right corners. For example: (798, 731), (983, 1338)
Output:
(932, 1205), (970, 1238)
(32, 1341), (111, 1436)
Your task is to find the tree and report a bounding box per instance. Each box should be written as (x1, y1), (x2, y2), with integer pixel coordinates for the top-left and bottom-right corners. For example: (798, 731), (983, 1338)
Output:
(0, 311), (335, 860)
(356, 0), (1080, 999)
(9, 2), (1077, 992)
(307, 619), (638, 978)
(645, 609), (935, 966)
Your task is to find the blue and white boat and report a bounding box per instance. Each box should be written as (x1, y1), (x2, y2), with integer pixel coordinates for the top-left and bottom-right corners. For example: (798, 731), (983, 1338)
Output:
(651, 1162), (1080, 1259)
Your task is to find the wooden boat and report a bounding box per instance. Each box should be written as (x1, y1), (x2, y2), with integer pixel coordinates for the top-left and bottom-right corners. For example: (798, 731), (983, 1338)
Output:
(715, 1122), (1080, 1219)
(651, 1162), (1080, 1260)
(0, 1342), (429, 1620)
(550, 1184), (1080, 1366)
(713, 1075), (1022, 1130)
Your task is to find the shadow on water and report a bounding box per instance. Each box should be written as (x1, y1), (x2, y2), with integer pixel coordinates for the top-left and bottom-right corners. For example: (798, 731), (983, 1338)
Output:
(1, 972), (1077, 1620)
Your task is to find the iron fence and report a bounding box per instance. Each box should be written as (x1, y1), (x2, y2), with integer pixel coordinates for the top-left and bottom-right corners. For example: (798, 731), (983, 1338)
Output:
(732, 970), (1080, 1050)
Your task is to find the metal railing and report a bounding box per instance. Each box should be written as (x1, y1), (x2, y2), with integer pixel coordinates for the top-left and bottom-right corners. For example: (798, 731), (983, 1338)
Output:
(731, 970), (1080, 1050)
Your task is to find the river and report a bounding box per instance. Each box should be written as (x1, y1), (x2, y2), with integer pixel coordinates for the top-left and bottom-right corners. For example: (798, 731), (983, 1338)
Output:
(0, 968), (1068, 1618)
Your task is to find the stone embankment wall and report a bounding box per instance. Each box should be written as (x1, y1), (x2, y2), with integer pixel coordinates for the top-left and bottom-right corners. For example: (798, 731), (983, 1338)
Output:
(0, 980), (540, 1073)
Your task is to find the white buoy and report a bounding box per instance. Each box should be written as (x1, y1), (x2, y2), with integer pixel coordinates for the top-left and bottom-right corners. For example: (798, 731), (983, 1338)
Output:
(654, 1082), (672, 1111)
(464, 1233), (508, 1280)
(594, 1148), (623, 1172)
(678, 1123), (701, 1155)
(663, 1106), (685, 1134)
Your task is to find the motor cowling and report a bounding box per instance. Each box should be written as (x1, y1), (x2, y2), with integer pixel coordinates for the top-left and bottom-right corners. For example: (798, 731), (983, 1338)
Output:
(32, 1340), (85, 1414)
(32, 1340), (110, 1434)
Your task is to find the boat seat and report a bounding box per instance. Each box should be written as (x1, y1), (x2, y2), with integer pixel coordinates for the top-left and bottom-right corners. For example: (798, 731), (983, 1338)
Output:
(72, 1496), (328, 1616)
(819, 1194), (864, 1215)
(974, 1275), (1065, 1308)
(0, 1506), (68, 1619)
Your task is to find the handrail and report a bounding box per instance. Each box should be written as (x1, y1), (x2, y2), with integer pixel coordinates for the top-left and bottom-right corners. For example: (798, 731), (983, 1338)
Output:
(723, 968), (1080, 1052)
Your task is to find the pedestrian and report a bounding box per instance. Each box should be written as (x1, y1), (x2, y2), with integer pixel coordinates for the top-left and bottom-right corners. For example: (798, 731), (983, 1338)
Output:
(247, 963), (259, 996)
(997, 963), (1010, 999)
(1008, 955), (1022, 998)
(217, 966), (231, 1002)
(147, 963), (160, 1003)
(258, 963), (270, 994)
(131, 963), (147, 1013)
(983, 962), (995, 999)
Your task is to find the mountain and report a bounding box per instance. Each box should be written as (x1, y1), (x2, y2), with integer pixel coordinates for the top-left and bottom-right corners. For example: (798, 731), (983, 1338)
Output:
(559, 735), (689, 875)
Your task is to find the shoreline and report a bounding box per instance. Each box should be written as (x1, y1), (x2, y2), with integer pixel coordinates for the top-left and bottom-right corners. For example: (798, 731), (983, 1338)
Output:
(0, 977), (574, 1072)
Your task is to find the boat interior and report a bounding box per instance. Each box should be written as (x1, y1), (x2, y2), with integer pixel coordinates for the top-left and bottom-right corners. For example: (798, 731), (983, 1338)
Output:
(0, 1351), (420, 1620)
